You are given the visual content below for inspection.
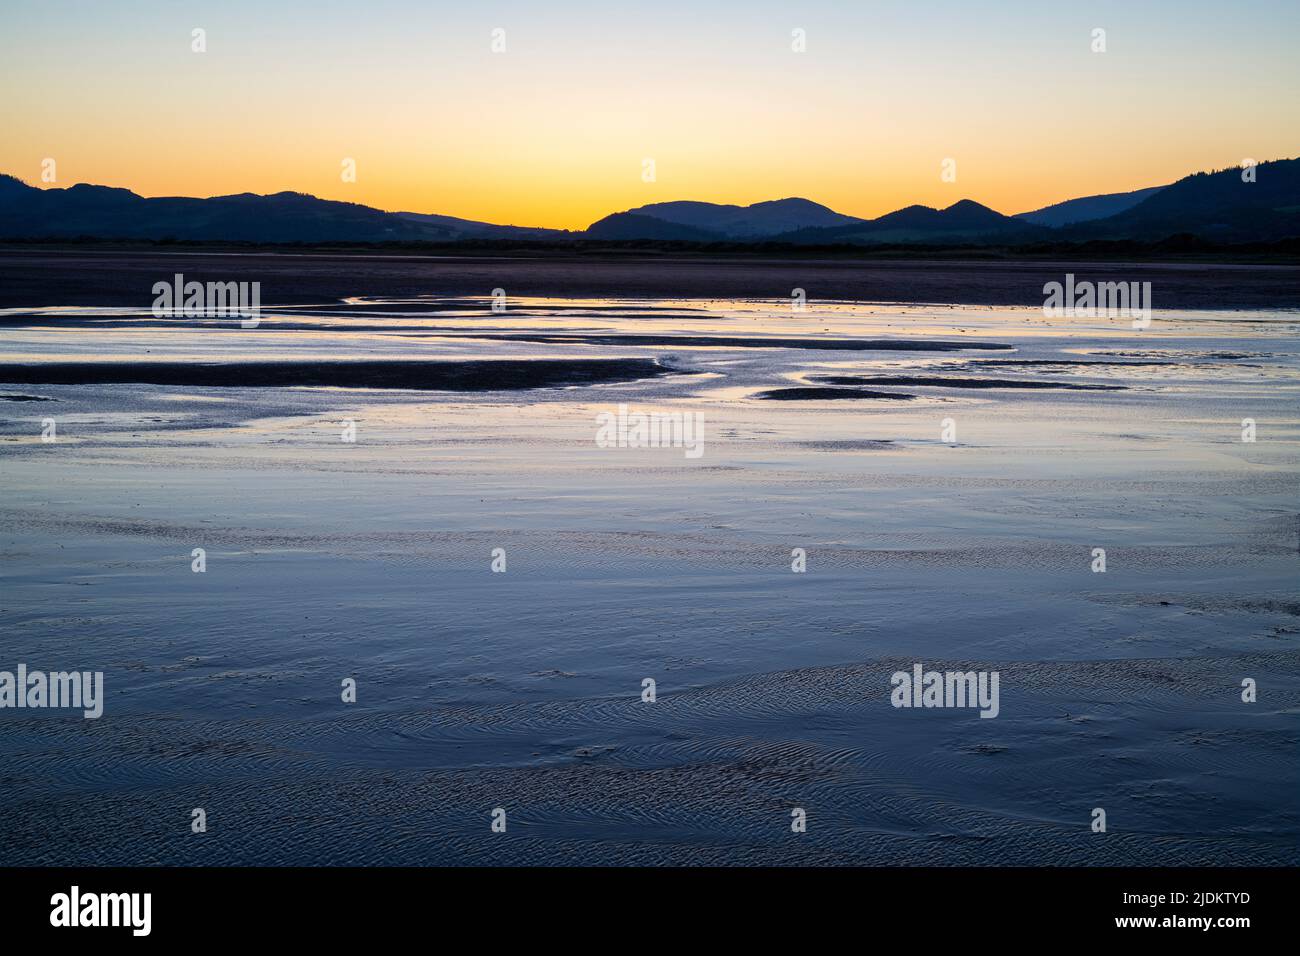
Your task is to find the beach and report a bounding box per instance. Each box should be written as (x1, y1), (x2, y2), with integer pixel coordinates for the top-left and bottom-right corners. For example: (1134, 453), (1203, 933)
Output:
(1, 254), (1298, 865)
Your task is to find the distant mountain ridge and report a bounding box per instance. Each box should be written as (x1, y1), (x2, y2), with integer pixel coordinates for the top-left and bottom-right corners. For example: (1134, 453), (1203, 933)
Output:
(0, 181), (438, 243)
(629, 198), (862, 236)
(1016, 186), (1167, 227)
(585, 211), (724, 241)
(2, 158), (1296, 246)
(777, 199), (1041, 245)
(0, 178), (570, 243)
(394, 210), (569, 240)
(1061, 160), (1300, 242)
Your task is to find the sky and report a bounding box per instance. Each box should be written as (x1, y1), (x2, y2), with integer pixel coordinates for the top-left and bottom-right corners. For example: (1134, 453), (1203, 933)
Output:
(2, 0), (1298, 229)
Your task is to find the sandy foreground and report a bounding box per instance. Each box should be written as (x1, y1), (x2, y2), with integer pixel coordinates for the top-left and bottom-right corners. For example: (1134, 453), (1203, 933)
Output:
(0, 271), (1297, 865)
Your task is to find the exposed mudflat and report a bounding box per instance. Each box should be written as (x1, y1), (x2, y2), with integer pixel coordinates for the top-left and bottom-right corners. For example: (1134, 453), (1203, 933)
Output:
(2, 248), (1299, 309)
(810, 375), (1125, 390)
(0, 358), (671, 391)
(1, 276), (1298, 866)
(758, 386), (918, 400)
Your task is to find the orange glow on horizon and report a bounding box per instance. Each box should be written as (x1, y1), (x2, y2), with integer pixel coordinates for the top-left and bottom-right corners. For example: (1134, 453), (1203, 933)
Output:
(2, 1), (1297, 230)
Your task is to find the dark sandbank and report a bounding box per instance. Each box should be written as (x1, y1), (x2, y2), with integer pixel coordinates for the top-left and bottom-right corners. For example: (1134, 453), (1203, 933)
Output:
(0, 358), (672, 391)
(481, 333), (1013, 352)
(968, 359), (1174, 367)
(757, 387), (917, 401)
(812, 375), (1125, 390)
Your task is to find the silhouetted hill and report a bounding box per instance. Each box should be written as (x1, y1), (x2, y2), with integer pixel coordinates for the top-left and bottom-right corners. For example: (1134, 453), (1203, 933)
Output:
(396, 210), (570, 240)
(585, 212), (725, 241)
(1016, 186), (1166, 227)
(776, 200), (1044, 244)
(0, 177), (558, 242)
(3, 157), (1297, 246)
(616, 197), (863, 237)
(0, 178), (440, 242)
(0, 174), (30, 196)
(1064, 159), (1300, 242)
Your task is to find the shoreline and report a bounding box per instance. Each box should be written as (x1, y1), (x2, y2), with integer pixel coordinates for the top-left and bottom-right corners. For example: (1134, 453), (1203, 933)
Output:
(2, 248), (1299, 311)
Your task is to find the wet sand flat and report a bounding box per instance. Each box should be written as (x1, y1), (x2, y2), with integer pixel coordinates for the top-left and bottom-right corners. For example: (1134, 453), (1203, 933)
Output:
(1, 280), (1298, 866)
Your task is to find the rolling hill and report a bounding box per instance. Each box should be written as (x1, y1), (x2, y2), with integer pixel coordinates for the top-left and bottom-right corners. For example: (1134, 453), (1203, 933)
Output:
(1016, 186), (1166, 227)
(0, 177), (561, 243)
(2, 157), (1296, 246)
(616, 198), (862, 237)
(773, 199), (1045, 245)
(1061, 159), (1300, 242)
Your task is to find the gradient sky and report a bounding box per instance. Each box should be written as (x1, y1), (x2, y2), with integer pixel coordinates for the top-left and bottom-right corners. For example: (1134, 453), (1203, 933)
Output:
(2, 0), (1298, 229)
